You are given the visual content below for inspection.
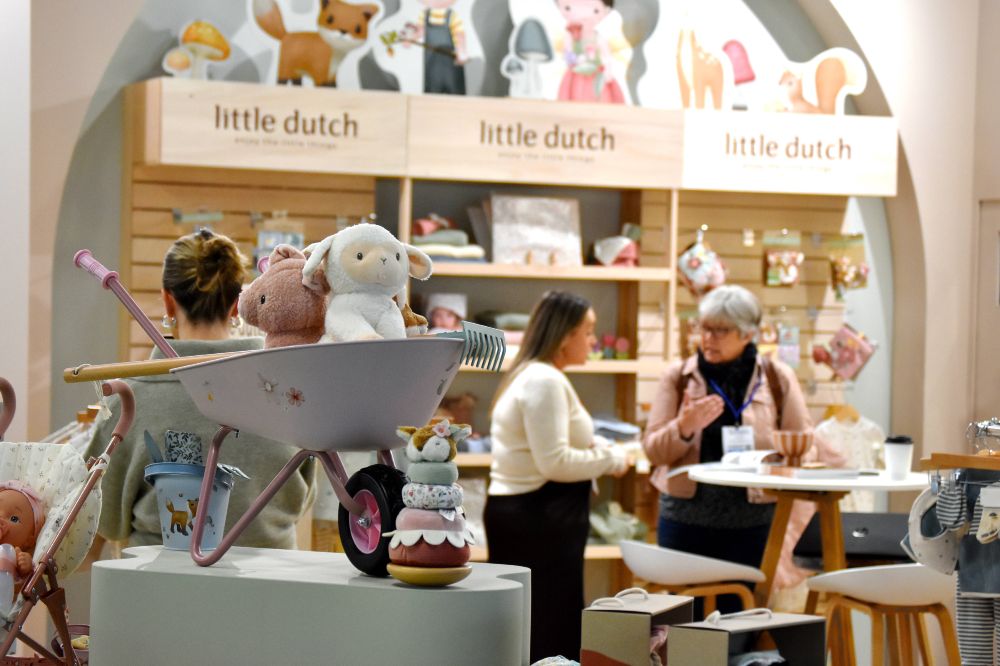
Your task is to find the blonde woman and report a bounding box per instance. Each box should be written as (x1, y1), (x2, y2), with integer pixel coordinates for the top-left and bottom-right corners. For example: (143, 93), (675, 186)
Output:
(485, 290), (629, 662)
(85, 229), (315, 549)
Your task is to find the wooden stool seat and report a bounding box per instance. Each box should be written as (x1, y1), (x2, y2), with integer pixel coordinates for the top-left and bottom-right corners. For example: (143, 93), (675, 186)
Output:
(805, 564), (960, 666)
(620, 540), (764, 614)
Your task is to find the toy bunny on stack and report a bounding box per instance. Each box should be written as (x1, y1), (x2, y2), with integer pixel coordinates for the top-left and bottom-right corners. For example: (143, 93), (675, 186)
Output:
(388, 420), (476, 586)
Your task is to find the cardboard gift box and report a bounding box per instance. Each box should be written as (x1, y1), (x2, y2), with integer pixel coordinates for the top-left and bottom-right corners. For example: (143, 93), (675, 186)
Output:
(668, 610), (825, 666)
(581, 589), (693, 666)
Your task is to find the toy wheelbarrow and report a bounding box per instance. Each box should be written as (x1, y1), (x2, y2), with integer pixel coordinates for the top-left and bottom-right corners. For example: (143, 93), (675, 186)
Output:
(67, 250), (505, 576)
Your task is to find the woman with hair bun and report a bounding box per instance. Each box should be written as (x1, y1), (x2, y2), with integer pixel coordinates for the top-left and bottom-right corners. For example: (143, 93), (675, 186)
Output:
(84, 229), (316, 549)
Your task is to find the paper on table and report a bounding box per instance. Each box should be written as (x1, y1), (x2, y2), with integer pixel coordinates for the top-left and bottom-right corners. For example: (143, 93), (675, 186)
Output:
(663, 450), (780, 480)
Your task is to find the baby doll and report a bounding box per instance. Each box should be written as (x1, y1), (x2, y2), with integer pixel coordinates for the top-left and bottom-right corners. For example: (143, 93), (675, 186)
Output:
(0, 481), (45, 578)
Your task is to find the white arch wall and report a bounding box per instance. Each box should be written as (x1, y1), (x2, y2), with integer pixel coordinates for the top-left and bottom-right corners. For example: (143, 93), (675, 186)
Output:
(0, 0), (987, 445)
(0, 0), (30, 440)
(806, 0), (980, 456)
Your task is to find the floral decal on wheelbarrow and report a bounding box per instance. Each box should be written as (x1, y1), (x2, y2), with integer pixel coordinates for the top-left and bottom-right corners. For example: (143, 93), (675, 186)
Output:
(285, 387), (305, 407)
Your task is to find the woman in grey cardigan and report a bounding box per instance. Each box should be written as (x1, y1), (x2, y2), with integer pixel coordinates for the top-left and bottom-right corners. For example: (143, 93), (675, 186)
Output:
(84, 229), (315, 548)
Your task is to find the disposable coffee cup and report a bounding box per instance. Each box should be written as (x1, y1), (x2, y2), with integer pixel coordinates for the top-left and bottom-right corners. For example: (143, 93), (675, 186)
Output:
(884, 435), (914, 481)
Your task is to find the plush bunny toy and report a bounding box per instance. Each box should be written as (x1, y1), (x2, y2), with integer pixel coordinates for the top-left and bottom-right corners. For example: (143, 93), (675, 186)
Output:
(239, 245), (329, 348)
(302, 224), (432, 342)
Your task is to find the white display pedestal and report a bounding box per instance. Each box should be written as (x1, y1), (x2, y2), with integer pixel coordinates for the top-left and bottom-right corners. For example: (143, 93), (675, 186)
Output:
(90, 547), (530, 665)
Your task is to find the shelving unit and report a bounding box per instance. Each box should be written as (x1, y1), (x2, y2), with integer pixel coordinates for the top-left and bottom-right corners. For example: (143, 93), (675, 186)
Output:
(120, 78), (898, 568)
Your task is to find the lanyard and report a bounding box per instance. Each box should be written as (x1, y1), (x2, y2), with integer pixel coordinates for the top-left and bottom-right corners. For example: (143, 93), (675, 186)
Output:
(707, 377), (762, 424)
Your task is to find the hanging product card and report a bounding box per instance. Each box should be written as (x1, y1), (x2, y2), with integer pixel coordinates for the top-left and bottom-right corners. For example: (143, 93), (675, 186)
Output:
(812, 324), (874, 380)
(827, 234), (869, 300)
(757, 321), (778, 357)
(777, 324), (801, 369)
(255, 217), (305, 275)
(679, 230), (727, 297)
(763, 230), (804, 287)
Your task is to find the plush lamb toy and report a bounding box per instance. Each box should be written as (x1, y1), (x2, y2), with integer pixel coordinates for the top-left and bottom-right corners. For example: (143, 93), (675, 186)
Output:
(302, 224), (432, 342)
(238, 245), (329, 348)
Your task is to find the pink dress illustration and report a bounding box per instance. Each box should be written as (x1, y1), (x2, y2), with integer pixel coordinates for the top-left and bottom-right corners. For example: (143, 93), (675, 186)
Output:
(556, 1), (627, 104)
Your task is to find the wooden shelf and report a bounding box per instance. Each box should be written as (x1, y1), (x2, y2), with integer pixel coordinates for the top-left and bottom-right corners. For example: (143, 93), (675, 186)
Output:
(431, 262), (674, 282)
(918, 452), (1000, 472)
(470, 543), (621, 562)
(462, 358), (669, 375)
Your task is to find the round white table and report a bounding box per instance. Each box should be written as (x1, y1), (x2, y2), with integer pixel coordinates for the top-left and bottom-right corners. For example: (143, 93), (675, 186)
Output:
(687, 466), (927, 659)
(687, 466), (927, 606)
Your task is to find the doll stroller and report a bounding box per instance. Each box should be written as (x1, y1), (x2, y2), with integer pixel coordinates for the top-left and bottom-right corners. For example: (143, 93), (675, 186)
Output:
(67, 250), (504, 577)
(0, 377), (135, 665)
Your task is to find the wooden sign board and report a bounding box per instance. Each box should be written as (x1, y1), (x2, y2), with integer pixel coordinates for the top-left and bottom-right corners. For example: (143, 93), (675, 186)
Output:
(145, 78), (408, 176)
(681, 111), (898, 197)
(406, 95), (683, 189)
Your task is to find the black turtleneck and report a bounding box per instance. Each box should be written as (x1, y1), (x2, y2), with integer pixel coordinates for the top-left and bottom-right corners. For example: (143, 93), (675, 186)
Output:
(696, 343), (758, 463)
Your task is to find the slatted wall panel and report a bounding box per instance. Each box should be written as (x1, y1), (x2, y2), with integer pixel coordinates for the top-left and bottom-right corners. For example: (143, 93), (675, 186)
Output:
(671, 191), (850, 424)
(121, 165), (376, 360)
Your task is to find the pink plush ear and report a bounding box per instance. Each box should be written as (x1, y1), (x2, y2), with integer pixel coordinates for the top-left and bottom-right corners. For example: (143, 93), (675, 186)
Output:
(270, 244), (305, 265)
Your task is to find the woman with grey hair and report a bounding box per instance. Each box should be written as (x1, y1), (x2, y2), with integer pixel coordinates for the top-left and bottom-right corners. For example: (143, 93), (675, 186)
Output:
(642, 285), (812, 614)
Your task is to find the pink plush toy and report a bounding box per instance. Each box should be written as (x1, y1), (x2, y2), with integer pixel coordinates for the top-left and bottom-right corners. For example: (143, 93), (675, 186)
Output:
(0, 481), (45, 577)
(239, 245), (330, 349)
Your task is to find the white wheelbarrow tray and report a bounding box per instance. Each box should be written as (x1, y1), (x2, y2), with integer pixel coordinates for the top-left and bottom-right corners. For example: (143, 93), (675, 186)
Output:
(171, 337), (467, 575)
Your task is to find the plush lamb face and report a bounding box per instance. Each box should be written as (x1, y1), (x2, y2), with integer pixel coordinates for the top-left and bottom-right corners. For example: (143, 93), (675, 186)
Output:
(301, 224), (433, 342)
(302, 224), (431, 300)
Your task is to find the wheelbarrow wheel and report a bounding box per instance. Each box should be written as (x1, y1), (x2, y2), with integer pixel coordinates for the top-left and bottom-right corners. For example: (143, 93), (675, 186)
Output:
(338, 464), (406, 577)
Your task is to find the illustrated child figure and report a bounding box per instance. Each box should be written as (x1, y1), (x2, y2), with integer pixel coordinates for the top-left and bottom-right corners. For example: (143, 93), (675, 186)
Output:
(402, 0), (468, 94)
(0, 481), (46, 579)
(555, 0), (627, 103)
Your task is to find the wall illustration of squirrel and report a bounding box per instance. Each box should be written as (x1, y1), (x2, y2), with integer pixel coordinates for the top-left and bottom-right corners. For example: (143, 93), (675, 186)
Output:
(254, 0), (378, 86)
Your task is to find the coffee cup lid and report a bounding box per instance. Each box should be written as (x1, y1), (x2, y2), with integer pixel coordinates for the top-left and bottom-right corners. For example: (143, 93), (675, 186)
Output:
(885, 435), (913, 444)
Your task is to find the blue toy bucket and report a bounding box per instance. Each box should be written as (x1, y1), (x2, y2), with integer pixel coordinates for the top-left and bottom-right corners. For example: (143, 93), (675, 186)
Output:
(144, 463), (234, 551)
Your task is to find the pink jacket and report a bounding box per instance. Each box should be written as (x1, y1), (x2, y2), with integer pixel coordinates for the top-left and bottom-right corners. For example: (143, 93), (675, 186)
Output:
(642, 354), (846, 589)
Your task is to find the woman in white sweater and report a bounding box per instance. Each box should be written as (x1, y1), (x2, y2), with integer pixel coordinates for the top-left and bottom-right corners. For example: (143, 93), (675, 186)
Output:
(485, 290), (629, 663)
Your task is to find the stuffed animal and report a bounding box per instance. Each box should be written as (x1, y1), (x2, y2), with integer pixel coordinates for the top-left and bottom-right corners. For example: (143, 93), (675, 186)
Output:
(239, 245), (330, 349)
(0, 481), (45, 578)
(302, 224), (432, 342)
(396, 419), (472, 463)
(399, 300), (428, 337)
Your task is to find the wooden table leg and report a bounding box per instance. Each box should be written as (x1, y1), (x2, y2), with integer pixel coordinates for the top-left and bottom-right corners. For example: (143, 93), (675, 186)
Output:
(755, 493), (795, 606)
(817, 493), (854, 665)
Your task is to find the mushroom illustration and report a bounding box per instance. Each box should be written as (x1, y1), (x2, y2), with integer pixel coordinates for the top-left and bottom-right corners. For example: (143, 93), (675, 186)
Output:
(501, 18), (553, 99)
(162, 47), (194, 78)
(179, 21), (230, 80)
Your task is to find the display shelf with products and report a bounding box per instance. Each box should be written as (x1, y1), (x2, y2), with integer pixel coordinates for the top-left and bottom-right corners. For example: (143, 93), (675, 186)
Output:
(122, 78), (898, 583)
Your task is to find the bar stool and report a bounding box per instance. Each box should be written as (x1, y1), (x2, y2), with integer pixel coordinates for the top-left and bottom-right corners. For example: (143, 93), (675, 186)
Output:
(620, 539), (765, 614)
(805, 563), (959, 666)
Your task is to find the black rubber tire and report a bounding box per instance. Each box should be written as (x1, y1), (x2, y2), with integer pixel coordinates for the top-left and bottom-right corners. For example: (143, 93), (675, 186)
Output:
(338, 464), (407, 576)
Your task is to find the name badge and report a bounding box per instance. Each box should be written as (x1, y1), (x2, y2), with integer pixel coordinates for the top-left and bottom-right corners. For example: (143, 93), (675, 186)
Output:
(722, 425), (755, 455)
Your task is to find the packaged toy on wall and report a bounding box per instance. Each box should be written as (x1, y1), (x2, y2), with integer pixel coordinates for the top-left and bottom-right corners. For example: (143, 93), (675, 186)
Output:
(812, 323), (875, 380)
(389, 420), (476, 586)
(678, 229), (726, 298)
(827, 234), (869, 301)
(763, 229), (804, 287)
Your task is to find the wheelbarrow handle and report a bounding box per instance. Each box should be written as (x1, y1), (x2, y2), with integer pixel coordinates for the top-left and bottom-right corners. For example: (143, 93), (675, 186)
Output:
(73, 249), (118, 288)
(63, 353), (240, 383)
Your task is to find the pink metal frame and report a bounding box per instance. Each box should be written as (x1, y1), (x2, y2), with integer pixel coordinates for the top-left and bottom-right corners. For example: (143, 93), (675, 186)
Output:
(74, 250), (178, 359)
(0, 380), (135, 665)
(190, 425), (397, 566)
